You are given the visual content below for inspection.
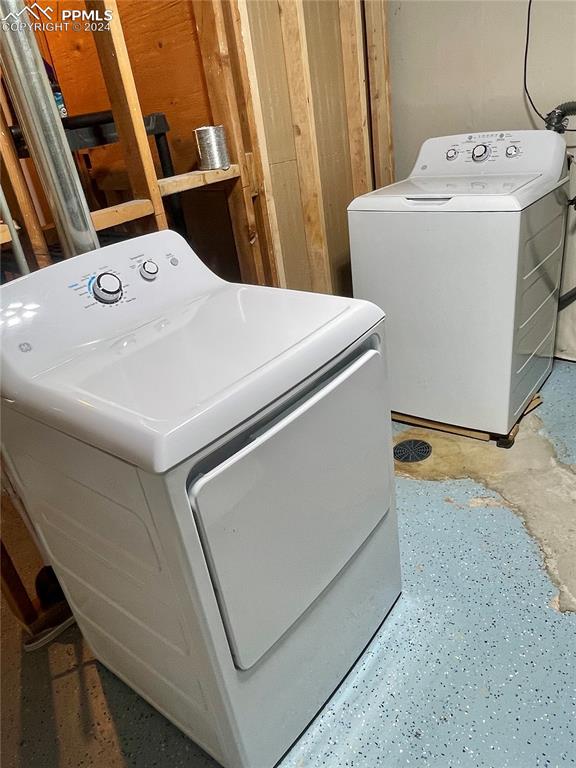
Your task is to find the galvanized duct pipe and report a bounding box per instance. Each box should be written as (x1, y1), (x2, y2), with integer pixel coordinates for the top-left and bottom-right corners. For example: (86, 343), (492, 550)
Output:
(0, 0), (98, 257)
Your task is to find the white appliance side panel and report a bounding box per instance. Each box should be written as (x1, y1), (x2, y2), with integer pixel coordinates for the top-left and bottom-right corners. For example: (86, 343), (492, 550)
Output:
(555, 165), (576, 361)
(190, 349), (393, 671)
(350, 210), (519, 433)
(0, 407), (226, 763)
(511, 190), (567, 418)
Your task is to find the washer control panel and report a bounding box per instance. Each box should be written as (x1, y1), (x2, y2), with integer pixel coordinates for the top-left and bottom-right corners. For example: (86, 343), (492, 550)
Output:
(414, 130), (566, 178)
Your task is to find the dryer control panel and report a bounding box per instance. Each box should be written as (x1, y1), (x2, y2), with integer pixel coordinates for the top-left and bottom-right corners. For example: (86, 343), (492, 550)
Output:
(64, 242), (190, 311)
(411, 130), (567, 179)
(0, 231), (224, 380)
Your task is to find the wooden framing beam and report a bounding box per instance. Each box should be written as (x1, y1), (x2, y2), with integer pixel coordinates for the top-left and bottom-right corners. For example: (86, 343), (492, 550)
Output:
(192, 0), (266, 286)
(224, 0), (286, 288)
(86, 0), (168, 230)
(339, 0), (373, 197)
(278, 0), (333, 294)
(364, 0), (395, 188)
(0, 106), (51, 268)
(91, 199), (154, 231)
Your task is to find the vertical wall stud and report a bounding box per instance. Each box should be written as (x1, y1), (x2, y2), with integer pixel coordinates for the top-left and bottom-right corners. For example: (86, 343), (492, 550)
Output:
(278, 0), (333, 294)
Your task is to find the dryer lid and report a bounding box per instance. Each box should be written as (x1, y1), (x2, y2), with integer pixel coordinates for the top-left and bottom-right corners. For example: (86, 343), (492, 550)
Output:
(1, 232), (383, 472)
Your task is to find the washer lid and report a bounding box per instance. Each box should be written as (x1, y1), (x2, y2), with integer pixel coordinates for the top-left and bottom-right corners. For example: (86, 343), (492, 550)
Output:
(376, 173), (540, 197)
(347, 172), (566, 212)
(1, 233), (382, 472)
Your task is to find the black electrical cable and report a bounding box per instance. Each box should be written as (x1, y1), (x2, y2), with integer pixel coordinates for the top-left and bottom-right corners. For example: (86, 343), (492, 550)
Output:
(523, 0), (576, 131)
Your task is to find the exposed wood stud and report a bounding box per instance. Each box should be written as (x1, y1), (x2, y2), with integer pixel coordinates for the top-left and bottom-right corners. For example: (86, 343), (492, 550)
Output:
(192, 0), (266, 285)
(364, 0), (395, 188)
(278, 0), (333, 294)
(339, 0), (373, 196)
(0, 107), (51, 268)
(225, 0), (286, 287)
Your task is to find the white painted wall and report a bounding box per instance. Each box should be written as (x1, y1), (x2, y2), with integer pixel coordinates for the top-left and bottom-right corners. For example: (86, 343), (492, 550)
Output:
(388, 0), (576, 358)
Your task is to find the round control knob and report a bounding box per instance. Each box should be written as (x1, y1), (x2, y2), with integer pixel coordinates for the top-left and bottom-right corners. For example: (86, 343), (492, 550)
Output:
(446, 148), (458, 161)
(472, 144), (490, 162)
(92, 272), (123, 304)
(505, 145), (519, 158)
(139, 260), (159, 281)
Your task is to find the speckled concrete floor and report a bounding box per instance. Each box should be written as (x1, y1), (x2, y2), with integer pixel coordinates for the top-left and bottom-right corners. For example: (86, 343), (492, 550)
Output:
(1, 363), (575, 768)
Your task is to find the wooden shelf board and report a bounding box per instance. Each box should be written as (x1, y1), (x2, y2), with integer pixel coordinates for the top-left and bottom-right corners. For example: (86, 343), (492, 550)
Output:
(158, 166), (241, 197)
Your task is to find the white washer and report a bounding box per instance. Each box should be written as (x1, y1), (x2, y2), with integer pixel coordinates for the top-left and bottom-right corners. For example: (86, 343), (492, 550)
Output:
(0, 231), (401, 768)
(349, 130), (570, 435)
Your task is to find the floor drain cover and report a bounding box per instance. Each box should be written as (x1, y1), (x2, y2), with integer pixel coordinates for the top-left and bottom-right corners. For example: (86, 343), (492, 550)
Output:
(394, 439), (432, 463)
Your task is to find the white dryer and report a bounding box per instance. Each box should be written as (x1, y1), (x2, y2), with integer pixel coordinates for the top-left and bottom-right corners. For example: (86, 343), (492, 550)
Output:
(0, 231), (401, 768)
(349, 130), (569, 436)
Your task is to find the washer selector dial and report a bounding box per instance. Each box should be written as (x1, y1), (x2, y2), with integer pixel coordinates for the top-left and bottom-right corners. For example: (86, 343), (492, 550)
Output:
(505, 145), (519, 157)
(472, 144), (490, 162)
(446, 148), (458, 161)
(139, 260), (159, 281)
(92, 272), (123, 304)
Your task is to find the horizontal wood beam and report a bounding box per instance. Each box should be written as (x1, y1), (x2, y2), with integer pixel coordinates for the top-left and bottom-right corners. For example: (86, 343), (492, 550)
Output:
(391, 412), (491, 442)
(158, 166), (241, 197)
(90, 199), (154, 231)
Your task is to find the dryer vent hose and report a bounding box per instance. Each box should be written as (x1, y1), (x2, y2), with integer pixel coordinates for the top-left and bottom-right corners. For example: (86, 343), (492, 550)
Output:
(546, 102), (576, 133)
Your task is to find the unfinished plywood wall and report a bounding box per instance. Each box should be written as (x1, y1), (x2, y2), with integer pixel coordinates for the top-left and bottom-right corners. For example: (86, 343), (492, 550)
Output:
(22, 0), (243, 279)
(38, 0), (211, 176)
(242, 0), (392, 296)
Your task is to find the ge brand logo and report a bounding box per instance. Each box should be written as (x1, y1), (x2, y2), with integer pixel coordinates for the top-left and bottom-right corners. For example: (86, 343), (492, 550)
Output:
(19, 342), (32, 353)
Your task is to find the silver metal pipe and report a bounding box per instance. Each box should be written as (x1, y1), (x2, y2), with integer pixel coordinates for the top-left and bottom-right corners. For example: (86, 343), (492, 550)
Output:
(0, 0), (98, 257)
(0, 183), (30, 274)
